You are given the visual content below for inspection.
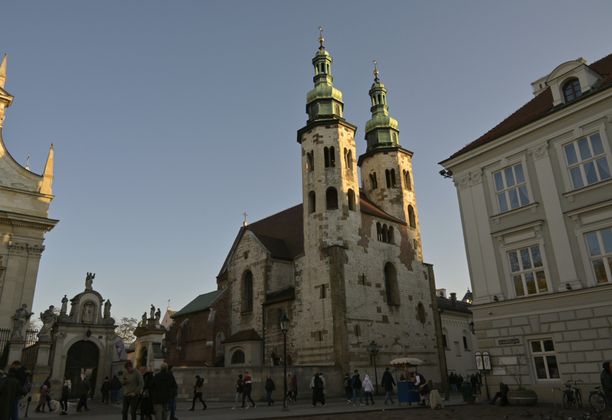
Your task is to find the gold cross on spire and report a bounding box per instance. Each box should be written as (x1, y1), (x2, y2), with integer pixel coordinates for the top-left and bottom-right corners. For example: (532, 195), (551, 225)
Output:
(373, 59), (380, 82)
(318, 26), (325, 49)
(242, 211), (248, 227)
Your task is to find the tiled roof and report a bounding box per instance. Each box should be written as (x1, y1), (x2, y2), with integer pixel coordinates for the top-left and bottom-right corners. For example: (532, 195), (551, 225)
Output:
(437, 296), (472, 314)
(442, 53), (612, 163)
(223, 328), (262, 344)
(264, 287), (295, 305)
(172, 289), (224, 318)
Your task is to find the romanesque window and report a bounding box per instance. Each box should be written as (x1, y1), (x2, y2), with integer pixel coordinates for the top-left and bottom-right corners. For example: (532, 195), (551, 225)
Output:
(529, 339), (560, 380)
(344, 148), (353, 170)
(381, 225), (388, 242)
(308, 191), (316, 214)
(231, 349), (245, 365)
(384, 262), (400, 306)
(376, 223), (382, 241)
(508, 245), (548, 296)
(416, 302), (426, 324)
(562, 78), (581, 102)
(241, 271), (254, 313)
(403, 170), (412, 191)
(388, 226), (394, 244)
(320, 284), (326, 299)
(306, 151), (314, 172)
(564, 132), (610, 190)
(370, 173), (378, 190)
(493, 162), (530, 212)
(347, 189), (356, 211)
(326, 187), (338, 210)
(584, 226), (612, 284)
(385, 169), (397, 188)
(377, 223), (394, 244)
(324, 146), (336, 168)
(408, 205), (416, 228)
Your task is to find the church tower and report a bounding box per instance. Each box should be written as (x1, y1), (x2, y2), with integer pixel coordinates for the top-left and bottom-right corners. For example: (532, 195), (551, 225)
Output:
(358, 64), (422, 258)
(0, 54), (58, 330)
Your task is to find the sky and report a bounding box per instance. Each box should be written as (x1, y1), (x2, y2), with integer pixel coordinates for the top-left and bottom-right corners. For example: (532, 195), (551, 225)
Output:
(2, 1), (612, 322)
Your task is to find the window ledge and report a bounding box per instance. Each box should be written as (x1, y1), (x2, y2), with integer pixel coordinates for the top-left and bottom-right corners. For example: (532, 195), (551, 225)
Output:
(491, 202), (539, 224)
(563, 178), (612, 202)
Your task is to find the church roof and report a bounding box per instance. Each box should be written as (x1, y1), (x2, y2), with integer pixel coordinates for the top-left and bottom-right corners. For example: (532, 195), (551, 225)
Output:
(441, 53), (612, 163)
(172, 289), (224, 318)
(218, 196), (405, 278)
(436, 295), (472, 315)
(223, 328), (262, 344)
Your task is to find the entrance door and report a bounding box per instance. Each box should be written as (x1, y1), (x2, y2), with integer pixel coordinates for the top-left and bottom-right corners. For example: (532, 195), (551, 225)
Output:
(64, 340), (99, 398)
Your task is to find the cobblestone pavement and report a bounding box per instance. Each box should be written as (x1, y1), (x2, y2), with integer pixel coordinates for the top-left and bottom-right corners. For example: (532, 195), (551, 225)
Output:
(21, 398), (612, 420)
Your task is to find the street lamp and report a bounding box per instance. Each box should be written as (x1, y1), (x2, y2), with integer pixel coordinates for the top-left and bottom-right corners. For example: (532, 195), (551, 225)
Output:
(280, 312), (289, 411)
(367, 340), (379, 395)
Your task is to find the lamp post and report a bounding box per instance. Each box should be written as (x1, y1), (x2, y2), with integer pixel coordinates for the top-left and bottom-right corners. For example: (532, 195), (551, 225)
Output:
(280, 312), (289, 411)
(367, 340), (379, 395)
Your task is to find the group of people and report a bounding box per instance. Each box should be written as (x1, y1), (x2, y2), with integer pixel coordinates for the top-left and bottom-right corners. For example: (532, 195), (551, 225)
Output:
(448, 372), (482, 394)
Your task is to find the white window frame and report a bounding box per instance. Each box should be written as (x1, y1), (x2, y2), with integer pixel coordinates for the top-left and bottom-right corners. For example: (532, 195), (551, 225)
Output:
(506, 244), (549, 297)
(584, 226), (612, 285)
(528, 338), (561, 381)
(492, 162), (531, 213)
(571, 207), (612, 287)
(486, 155), (533, 215)
(562, 131), (611, 190)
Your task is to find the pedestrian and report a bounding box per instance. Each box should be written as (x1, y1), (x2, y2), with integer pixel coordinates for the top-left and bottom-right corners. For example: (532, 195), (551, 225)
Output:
(310, 372), (325, 406)
(140, 369), (154, 420)
(189, 374), (207, 410)
(232, 374), (244, 409)
(414, 371), (428, 405)
(381, 367), (395, 405)
(265, 375), (275, 406)
(101, 376), (110, 404)
(351, 370), (363, 405)
(35, 376), (53, 412)
(242, 371), (256, 408)
(601, 361), (612, 410)
(490, 382), (509, 406)
(121, 360), (144, 420)
(363, 374), (375, 405)
(167, 366), (178, 420)
(151, 363), (177, 420)
(76, 373), (90, 412)
(110, 375), (121, 403)
(289, 373), (298, 402)
(343, 373), (353, 404)
(1, 363), (23, 420)
(60, 378), (71, 415)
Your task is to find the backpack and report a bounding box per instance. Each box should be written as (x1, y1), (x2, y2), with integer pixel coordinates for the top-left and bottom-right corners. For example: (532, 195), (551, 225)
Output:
(314, 375), (323, 390)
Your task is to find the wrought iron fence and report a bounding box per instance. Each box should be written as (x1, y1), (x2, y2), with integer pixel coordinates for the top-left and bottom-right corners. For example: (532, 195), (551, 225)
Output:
(24, 329), (38, 348)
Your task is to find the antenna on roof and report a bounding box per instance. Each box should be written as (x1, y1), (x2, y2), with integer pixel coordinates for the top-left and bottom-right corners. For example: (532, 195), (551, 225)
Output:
(242, 211), (248, 227)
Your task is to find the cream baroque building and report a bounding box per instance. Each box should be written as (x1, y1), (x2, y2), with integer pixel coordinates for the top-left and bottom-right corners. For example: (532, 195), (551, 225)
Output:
(440, 54), (612, 399)
(0, 55), (57, 331)
(213, 37), (442, 383)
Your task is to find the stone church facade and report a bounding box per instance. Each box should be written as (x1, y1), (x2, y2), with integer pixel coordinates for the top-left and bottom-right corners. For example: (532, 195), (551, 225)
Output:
(0, 55), (57, 331)
(171, 37), (442, 387)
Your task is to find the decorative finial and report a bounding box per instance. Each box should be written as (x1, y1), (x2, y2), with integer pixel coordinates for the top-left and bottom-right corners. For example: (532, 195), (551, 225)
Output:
(373, 60), (380, 82)
(242, 211), (248, 227)
(0, 54), (6, 89)
(318, 26), (325, 49)
(25, 155), (30, 171)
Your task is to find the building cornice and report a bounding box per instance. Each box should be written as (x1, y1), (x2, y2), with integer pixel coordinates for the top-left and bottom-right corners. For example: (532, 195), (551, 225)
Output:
(357, 146), (414, 167)
(0, 210), (58, 231)
(296, 118), (357, 144)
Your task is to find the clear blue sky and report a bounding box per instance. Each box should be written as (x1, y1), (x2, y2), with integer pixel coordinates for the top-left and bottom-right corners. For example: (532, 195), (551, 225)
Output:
(2, 1), (611, 321)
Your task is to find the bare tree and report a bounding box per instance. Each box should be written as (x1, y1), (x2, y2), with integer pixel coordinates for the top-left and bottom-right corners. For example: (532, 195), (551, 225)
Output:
(115, 317), (138, 343)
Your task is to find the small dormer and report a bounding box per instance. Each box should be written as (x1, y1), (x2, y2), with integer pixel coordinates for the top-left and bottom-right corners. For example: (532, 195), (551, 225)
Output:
(532, 58), (602, 106)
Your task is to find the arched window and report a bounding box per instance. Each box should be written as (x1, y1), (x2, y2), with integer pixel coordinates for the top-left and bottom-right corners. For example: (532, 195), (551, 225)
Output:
(385, 169), (391, 188)
(384, 262), (400, 306)
(390, 169), (397, 187)
(563, 78), (582, 102)
(326, 187), (338, 210)
(408, 205), (416, 228)
(344, 149), (353, 170)
(388, 226), (394, 244)
(242, 271), (253, 313)
(347, 189), (356, 211)
(231, 349), (245, 365)
(324, 146), (336, 168)
(381, 224), (388, 243)
(308, 191), (316, 214)
(370, 173), (378, 189)
(306, 151), (314, 172)
(403, 170), (412, 191)
(376, 222), (382, 241)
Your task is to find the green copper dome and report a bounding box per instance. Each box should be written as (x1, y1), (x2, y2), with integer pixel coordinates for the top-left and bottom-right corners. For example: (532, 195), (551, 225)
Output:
(364, 65), (400, 151)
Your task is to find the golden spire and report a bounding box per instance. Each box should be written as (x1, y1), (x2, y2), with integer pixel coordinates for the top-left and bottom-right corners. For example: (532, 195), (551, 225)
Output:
(373, 59), (380, 82)
(0, 54), (7, 89)
(318, 26), (325, 49)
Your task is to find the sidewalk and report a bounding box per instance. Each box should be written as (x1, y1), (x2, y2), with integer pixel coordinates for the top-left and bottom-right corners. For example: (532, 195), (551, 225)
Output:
(23, 394), (466, 420)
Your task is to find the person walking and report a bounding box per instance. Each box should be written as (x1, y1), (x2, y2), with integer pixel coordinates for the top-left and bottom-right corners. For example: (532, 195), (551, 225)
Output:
(363, 374), (375, 406)
(310, 372), (325, 406)
(289, 373), (298, 403)
(232, 374), (244, 410)
(265, 375), (275, 406)
(101, 376), (110, 404)
(76, 373), (90, 412)
(601, 361), (612, 410)
(343, 373), (353, 404)
(381, 367), (396, 405)
(110, 375), (121, 403)
(121, 361), (143, 420)
(242, 371), (256, 409)
(140, 369), (154, 420)
(1, 363), (23, 420)
(168, 366), (178, 420)
(35, 377), (53, 412)
(189, 374), (207, 410)
(60, 378), (71, 415)
(351, 370), (363, 405)
(151, 363), (177, 420)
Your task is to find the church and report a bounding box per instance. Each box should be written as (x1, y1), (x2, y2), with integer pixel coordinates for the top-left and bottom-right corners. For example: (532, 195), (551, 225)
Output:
(167, 34), (443, 391)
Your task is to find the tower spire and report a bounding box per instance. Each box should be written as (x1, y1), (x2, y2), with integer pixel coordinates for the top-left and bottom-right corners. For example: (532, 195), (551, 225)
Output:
(373, 59), (380, 82)
(0, 54), (6, 89)
(364, 61), (400, 151)
(318, 26), (325, 49)
(39, 143), (54, 195)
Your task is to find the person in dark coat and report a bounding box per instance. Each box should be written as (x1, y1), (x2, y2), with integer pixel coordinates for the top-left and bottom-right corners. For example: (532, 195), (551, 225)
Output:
(343, 373), (353, 403)
(150, 363), (177, 420)
(381, 368), (396, 405)
(140, 370), (154, 420)
(101, 377), (111, 404)
(60, 378), (71, 415)
(76, 374), (90, 412)
(310, 373), (325, 406)
(242, 371), (255, 408)
(265, 375), (275, 406)
(0, 367), (22, 420)
(189, 374), (206, 410)
(601, 361), (612, 410)
(110, 375), (121, 403)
